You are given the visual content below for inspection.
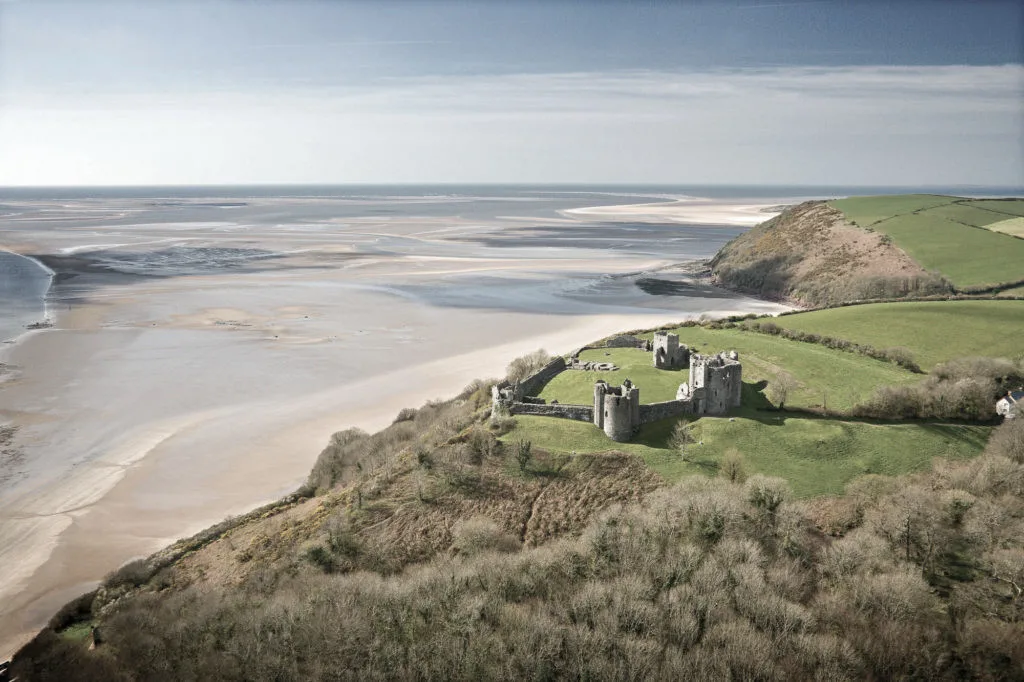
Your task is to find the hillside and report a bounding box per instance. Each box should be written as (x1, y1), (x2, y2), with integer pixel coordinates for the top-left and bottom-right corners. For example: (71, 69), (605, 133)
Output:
(763, 300), (1024, 371)
(710, 195), (1024, 306)
(829, 195), (1024, 291)
(12, 410), (1024, 680)
(9, 312), (1024, 679)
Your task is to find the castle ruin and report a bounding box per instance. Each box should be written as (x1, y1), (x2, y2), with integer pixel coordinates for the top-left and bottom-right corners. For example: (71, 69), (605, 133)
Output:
(653, 331), (689, 369)
(593, 379), (640, 441)
(492, 335), (743, 443)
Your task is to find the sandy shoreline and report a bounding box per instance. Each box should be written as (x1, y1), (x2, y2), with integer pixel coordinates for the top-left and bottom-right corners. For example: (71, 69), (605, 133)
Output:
(0, 193), (788, 658)
(562, 197), (785, 226)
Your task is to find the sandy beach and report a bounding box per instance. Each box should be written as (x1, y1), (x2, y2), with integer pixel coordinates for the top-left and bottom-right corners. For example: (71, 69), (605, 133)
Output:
(0, 189), (790, 657)
(562, 197), (784, 226)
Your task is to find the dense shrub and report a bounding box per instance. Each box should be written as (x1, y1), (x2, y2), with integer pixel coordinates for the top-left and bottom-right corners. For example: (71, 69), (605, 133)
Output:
(14, 387), (1024, 682)
(25, 435), (1024, 681)
(505, 349), (551, 383)
(852, 356), (1022, 421)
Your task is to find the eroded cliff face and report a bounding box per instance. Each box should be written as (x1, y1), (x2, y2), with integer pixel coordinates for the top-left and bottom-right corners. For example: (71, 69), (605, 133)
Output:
(710, 201), (951, 307)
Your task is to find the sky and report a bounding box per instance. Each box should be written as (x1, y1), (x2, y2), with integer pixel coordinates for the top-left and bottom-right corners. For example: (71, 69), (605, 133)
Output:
(0, 0), (1022, 186)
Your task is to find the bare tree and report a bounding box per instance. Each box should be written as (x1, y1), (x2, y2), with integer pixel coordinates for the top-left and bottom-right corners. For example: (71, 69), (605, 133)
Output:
(769, 371), (798, 410)
(669, 419), (695, 460)
(719, 449), (748, 483)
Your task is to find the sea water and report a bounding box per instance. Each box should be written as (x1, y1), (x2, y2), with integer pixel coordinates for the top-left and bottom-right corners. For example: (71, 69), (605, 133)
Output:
(0, 250), (51, 344)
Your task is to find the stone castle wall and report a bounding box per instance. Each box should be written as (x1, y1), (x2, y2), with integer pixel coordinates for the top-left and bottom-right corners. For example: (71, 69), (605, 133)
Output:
(508, 402), (594, 422)
(605, 334), (644, 348)
(494, 344), (742, 443)
(518, 357), (568, 398)
(639, 399), (694, 424)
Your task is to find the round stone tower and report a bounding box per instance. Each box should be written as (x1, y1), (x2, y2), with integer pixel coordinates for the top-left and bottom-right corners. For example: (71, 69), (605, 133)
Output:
(603, 392), (634, 442)
(593, 379), (640, 441)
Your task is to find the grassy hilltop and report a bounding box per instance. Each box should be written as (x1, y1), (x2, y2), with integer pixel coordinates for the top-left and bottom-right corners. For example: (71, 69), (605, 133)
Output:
(507, 310), (1022, 498)
(711, 194), (1024, 306)
(11, 196), (1024, 681)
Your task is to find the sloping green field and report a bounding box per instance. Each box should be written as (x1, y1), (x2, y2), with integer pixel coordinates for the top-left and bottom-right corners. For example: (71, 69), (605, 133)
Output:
(968, 199), (1024, 218)
(766, 300), (1024, 369)
(507, 324), (987, 497)
(830, 194), (957, 227)
(828, 195), (1024, 288)
(503, 413), (989, 498)
(865, 213), (1022, 287)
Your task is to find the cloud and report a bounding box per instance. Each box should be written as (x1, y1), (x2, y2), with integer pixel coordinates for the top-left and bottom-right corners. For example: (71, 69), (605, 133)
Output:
(1, 65), (1021, 185)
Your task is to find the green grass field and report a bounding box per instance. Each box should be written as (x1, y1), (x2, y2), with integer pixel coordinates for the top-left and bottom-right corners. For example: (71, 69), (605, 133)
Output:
(504, 324), (988, 497)
(766, 300), (1024, 369)
(829, 194), (957, 227)
(828, 195), (1024, 288)
(998, 284), (1024, 297)
(537, 347), (686, 404)
(968, 199), (1024, 218)
(502, 413), (989, 498)
(866, 213), (1023, 288)
(537, 327), (916, 412)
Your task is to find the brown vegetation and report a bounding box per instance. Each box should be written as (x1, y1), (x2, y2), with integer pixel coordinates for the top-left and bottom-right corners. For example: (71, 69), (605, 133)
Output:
(710, 201), (952, 306)
(13, 406), (1024, 681)
(506, 349), (552, 383)
(853, 356), (1024, 421)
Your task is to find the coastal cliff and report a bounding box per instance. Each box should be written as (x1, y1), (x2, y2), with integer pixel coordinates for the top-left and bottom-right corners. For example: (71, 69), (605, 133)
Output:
(709, 201), (952, 306)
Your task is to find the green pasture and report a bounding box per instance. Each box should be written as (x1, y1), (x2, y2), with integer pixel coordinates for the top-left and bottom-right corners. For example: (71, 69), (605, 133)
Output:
(866, 213), (1023, 288)
(767, 300), (1024, 369)
(654, 326), (915, 412)
(536, 327), (916, 413)
(828, 195), (1024, 288)
(502, 412), (990, 499)
(829, 194), (957, 227)
(536, 347), (686, 405)
(968, 199), (1024, 218)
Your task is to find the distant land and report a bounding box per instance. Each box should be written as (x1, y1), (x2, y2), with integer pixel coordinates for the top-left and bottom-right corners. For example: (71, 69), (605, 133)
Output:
(711, 194), (1024, 306)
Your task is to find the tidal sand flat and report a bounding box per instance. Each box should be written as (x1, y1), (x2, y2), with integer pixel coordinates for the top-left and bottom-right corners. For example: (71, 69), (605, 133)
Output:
(0, 187), (793, 657)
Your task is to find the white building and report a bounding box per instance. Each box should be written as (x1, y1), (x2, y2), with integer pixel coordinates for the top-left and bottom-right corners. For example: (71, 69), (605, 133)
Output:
(996, 390), (1024, 419)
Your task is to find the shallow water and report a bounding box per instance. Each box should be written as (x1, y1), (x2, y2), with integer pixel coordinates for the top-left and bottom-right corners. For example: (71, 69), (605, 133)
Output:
(0, 250), (51, 343)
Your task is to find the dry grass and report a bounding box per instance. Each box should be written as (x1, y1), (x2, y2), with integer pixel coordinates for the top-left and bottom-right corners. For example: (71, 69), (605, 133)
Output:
(711, 201), (952, 306)
(18, 417), (1024, 680)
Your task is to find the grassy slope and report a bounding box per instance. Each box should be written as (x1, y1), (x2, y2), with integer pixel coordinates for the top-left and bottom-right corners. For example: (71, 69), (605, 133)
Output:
(503, 413), (988, 498)
(655, 326), (914, 412)
(830, 194), (959, 226)
(765, 300), (1024, 370)
(968, 199), (1024, 217)
(507, 325), (991, 498)
(829, 195), (1024, 288)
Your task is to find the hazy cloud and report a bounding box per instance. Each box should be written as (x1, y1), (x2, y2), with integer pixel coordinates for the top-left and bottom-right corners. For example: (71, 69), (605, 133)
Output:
(1, 65), (1021, 185)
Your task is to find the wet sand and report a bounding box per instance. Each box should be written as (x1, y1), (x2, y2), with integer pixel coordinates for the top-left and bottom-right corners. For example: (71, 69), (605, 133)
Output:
(0, 192), (789, 657)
